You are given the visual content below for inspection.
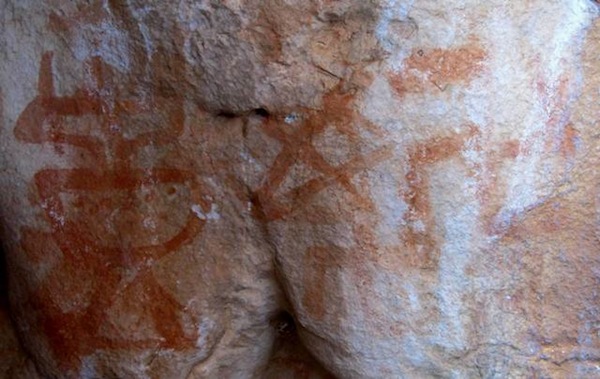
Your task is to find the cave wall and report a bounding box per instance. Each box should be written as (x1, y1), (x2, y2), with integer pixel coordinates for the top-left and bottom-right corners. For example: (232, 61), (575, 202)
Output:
(1, 1), (600, 378)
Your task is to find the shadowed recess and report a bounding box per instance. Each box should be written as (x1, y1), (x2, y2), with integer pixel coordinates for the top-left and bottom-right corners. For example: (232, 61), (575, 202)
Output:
(0, 241), (7, 310)
(264, 310), (336, 378)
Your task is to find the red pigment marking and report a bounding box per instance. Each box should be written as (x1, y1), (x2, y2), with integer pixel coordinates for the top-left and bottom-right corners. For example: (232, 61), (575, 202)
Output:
(389, 44), (486, 96)
(480, 73), (577, 235)
(536, 75), (576, 156)
(14, 52), (208, 371)
(401, 125), (479, 268)
(476, 138), (522, 235)
(301, 245), (374, 323)
(301, 247), (337, 319)
(251, 83), (392, 222)
(560, 123), (578, 158)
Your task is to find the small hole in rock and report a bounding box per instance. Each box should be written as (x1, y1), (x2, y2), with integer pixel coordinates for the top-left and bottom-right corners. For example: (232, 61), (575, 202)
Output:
(254, 108), (270, 118)
(271, 311), (296, 337)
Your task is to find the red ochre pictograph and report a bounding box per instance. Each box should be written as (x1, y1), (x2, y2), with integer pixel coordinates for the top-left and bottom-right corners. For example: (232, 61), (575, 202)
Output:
(388, 44), (487, 96)
(14, 52), (208, 370)
(247, 78), (492, 278)
(250, 85), (394, 222)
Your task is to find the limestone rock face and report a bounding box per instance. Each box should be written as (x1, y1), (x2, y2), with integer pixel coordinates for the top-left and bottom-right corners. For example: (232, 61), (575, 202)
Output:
(1, 1), (600, 378)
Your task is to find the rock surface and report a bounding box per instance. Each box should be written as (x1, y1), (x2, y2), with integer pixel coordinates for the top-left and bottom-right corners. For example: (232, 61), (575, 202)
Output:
(1, 0), (600, 378)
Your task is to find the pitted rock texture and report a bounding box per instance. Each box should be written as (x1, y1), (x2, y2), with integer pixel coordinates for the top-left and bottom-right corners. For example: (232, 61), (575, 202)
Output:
(1, 1), (600, 378)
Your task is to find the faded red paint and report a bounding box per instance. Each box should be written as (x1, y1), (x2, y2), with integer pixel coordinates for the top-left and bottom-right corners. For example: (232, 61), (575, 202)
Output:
(251, 83), (393, 222)
(560, 123), (578, 158)
(537, 75), (578, 158)
(473, 138), (523, 235)
(401, 125), (479, 268)
(301, 246), (342, 319)
(389, 44), (486, 96)
(234, 81), (394, 323)
(14, 52), (207, 371)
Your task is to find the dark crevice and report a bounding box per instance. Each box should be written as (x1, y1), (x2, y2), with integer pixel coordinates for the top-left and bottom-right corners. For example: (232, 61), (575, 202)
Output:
(0, 241), (8, 310)
(0, 234), (43, 376)
(246, 186), (335, 377)
(270, 310), (296, 337)
(216, 110), (238, 119)
(264, 308), (336, 378)
(253, 107), (270, 118)
(215, 107), (271, 120)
